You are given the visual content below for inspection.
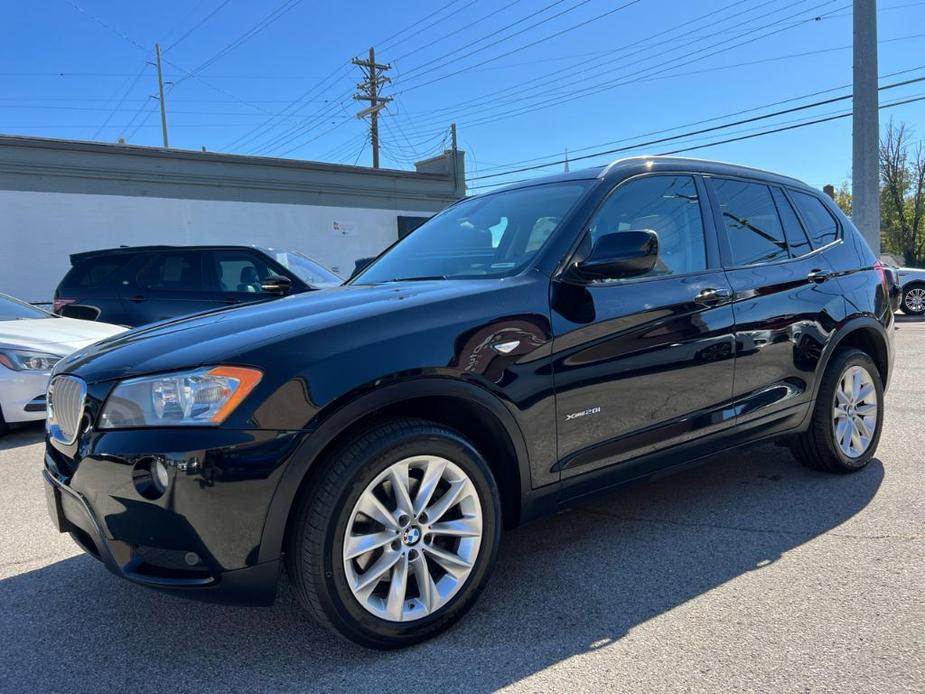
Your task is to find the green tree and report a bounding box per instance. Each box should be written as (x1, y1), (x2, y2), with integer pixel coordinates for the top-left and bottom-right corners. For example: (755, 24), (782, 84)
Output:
(879, 121), (925, 266)
(830, 121), (925, 266)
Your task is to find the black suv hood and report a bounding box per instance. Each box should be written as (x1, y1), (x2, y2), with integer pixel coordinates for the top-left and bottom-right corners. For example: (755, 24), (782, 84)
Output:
(55, 279), (524, 383)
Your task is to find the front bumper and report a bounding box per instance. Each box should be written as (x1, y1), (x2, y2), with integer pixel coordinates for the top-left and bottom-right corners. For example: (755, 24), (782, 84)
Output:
(0, 366), (50, 423)
(43, 427), (306, 605)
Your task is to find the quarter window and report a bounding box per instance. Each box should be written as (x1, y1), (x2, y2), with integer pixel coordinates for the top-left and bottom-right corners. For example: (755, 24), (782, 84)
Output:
(790, 190), (839, 247)
(589, 175), (707, 277)
(712, 178), (789, 266)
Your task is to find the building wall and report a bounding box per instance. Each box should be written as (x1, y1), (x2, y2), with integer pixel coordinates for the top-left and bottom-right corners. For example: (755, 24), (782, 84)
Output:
(0, 190), (430, 302)
(0, 135), (464, 302)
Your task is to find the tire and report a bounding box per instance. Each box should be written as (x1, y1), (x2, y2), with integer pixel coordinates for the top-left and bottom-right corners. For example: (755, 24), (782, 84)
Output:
(791, 348), (883, 473)
(901, 284), (925, 315)
(0, 407), (8, 437)
(286, 418), (502, 649)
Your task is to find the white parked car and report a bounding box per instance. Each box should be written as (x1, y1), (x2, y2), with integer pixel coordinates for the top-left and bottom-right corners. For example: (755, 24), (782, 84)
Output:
(0, 293), (126, 434)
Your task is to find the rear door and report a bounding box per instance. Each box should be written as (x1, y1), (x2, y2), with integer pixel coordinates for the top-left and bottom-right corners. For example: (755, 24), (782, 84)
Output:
(705, 176), (844, 426)
(551, 173), (737, 480)
(123, 250), (225, 325)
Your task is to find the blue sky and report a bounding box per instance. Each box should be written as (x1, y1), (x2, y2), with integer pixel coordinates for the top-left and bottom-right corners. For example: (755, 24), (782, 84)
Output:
(2, 0), (924, 191)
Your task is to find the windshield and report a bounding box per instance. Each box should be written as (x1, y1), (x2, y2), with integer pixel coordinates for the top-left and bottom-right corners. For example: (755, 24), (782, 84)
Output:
(0, 294), (52, 320)
(354, 181), (592, 283)
(264, 250), (343, 288)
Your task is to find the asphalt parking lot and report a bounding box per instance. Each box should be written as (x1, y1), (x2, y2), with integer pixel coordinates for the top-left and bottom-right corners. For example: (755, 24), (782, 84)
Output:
(1, 319), (923, 693)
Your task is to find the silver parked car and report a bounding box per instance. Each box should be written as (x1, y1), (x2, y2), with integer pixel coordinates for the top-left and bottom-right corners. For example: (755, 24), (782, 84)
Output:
(895, 266), (925, 315)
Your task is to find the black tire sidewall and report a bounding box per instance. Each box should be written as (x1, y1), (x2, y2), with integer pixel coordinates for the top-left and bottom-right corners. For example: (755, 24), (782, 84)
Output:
(817, 350), (884, 470)
(310, 426), (501, 648)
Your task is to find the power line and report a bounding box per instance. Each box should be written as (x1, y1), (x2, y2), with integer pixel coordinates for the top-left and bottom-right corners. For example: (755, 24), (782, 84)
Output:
(468, 74), (925, 182)
(172, 0), (305, 86)
(467, 96), (925, 191)
(393, 0), (827, 135)
(164, 0), (236, 52)
(470, 62), (925, 175)
(397, 0), (844, 135)
(392, 0), (579, 82)
(389, 0), (526, 63)
(91, 60), (149, 140)
(376, 0), (471, 51)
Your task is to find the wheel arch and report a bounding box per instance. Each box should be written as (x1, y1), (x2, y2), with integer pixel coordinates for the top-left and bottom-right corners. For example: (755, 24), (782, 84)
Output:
(814, 317), (891, 399)
(258, 378), (532, 564)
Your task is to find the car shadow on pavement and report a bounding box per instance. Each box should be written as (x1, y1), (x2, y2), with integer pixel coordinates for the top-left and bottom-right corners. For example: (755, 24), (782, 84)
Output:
(0, 443), (883, 692)
(0, 423), (44, 452)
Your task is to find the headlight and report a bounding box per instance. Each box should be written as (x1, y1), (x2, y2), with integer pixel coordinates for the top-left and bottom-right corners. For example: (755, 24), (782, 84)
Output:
(0, 349), (61, 371)
(99, 366), (262, 428)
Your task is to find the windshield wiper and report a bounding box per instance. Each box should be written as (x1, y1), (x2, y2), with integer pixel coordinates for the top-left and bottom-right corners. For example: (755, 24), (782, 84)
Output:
(384, 275), (448, 282)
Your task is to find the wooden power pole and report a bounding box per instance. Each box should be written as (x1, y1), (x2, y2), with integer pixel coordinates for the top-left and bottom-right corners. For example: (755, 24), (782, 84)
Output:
(353, 47), (391, 168)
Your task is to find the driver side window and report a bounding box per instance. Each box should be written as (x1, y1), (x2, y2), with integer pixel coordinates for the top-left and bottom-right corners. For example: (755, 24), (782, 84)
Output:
(589, 175), (707, 278)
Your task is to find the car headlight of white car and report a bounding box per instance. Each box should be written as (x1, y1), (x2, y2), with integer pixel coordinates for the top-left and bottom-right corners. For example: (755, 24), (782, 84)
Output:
(0, 349), (61, 371)
(99, 366), (263, 428)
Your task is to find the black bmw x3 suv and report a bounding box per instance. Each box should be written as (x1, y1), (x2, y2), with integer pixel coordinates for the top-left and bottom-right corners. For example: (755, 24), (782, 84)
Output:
(43, 157), (893, 648)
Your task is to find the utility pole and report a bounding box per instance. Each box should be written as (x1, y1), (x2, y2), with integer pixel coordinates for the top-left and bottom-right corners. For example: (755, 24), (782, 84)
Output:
(154, 43), (170, 148)
(852, 0), (879, 253)
(353, 47), (391, 168)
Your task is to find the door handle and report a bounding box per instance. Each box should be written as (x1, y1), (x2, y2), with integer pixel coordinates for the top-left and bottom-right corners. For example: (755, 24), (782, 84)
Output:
(694, 287), (732, 304)
(807, 269), (831, 283)
(127, 295), (146, 302)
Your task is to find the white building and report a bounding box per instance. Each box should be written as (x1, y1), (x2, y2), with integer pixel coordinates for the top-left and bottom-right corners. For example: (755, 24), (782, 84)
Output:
(0, 135), (465, 302)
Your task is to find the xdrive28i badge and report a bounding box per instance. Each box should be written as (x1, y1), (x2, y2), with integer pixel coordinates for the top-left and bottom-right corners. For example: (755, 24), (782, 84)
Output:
(565, 406), (602, 422)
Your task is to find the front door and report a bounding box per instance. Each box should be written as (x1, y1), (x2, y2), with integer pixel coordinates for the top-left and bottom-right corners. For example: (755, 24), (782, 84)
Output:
(551, 173), (737, 479)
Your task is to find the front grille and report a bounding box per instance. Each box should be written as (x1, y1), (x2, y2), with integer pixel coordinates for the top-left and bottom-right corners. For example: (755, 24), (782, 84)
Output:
(47, 375), (87, 445)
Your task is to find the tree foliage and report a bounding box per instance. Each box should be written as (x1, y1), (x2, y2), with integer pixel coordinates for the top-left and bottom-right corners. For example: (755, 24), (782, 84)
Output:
(879, 121), (925, 266)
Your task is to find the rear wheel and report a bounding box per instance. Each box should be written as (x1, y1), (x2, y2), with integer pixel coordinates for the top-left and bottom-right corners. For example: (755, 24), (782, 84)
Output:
(286, 419), (501, 649)
(791, 348), (883, 473)
(902, 284), (925, 315)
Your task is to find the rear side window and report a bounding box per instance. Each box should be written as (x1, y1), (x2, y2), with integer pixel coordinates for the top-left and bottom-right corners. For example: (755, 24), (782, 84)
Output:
(790, 191), (839, 247)
(712, 178), (788, 266)
(138, 252), (206, 291)
(772, 188), (813, 257)
(63, 255), (127, 288)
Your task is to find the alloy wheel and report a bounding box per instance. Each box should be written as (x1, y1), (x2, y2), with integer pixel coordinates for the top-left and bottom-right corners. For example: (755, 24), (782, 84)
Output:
(832, 365), (878, 458)
(342, 455), (483, 622)
(905, 287), (925, 313)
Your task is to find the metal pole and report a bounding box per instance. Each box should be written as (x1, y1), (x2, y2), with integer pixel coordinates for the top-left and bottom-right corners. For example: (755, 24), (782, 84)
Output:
(852, 0), (879, 253)
(155, 43), (170, 148)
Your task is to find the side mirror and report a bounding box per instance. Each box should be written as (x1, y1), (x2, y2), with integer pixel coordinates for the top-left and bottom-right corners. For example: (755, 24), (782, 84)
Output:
(261, 275), (293, 296)
(571, 230), (659, 282)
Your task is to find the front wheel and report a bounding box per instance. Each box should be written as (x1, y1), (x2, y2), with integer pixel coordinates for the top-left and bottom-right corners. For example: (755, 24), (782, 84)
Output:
(791, 348), (883, 473)
(902, 285), (925, 315)
(286, 419), (501, 649)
